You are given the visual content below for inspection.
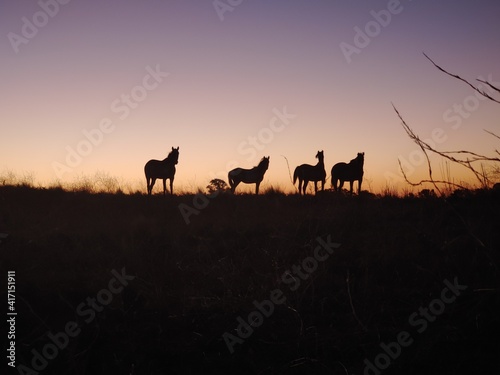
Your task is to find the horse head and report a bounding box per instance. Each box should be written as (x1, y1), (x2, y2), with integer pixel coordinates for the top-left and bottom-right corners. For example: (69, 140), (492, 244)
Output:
(170, 146), (180, 164)
(357, 152), (364, 164)
(259, 156), (270, 170)
(316, 150), (324, 163)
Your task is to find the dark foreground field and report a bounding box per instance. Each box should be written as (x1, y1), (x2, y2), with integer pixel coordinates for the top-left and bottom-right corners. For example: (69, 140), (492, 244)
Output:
(1, 186), (499, 375)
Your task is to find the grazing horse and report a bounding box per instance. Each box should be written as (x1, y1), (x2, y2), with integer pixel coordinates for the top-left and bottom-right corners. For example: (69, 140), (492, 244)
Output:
(144, 147), (179, 195)
(331, 152), (364, 194)
(293, 150), (326, 195)
(228, 156), (270, 194)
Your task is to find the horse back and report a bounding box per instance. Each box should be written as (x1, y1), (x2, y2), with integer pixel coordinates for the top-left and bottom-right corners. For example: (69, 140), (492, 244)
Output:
(228, 167), (243, 178)
(331, 162), (362, 180)
(295, 163), (325, 181)
(145, 159), (175, 178)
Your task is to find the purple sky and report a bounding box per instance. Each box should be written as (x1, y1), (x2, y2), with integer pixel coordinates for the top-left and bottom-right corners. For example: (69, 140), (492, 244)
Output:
(1, 0), (499, 193)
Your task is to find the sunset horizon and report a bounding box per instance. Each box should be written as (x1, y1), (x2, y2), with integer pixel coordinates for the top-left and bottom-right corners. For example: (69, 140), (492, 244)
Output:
(2, 1), (499, 195)
(2, 2), (500, 372)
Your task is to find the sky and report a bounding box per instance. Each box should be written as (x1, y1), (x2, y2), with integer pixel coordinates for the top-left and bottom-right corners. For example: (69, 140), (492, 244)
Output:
(1, 0), (499, 193)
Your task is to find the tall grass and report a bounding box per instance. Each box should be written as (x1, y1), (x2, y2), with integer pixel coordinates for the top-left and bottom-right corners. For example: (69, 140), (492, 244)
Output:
(0, 182), (498, 374)
(0, 168), (494, 198)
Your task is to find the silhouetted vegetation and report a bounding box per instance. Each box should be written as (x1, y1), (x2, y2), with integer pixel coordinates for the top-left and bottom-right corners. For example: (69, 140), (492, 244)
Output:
(206, 178), (229, 194)
(1, 184), (499, 374)
(394, 54), (500, 193)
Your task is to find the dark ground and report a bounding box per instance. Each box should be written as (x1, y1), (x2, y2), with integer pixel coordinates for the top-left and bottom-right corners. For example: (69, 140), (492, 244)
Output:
(1, 185), (499, 374)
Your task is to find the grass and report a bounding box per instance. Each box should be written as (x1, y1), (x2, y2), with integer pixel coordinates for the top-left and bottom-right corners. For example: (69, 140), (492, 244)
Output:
(1, 183), (499, 374)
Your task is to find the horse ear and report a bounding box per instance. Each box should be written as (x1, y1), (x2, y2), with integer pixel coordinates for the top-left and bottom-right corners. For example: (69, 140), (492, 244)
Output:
(172, 147), (174, 150)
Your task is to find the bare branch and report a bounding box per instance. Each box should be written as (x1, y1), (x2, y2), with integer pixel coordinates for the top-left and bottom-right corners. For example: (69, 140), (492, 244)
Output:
(397, 159), (467, 190)
(477, 79), (500, 94)
(346, 270), (367, 332)
(484, 129), (500, 141)
(393, 104), (499, 189)
(423, 52), (500, 104)
(393, 56), (500, 189)
(394, 103), (443, 194)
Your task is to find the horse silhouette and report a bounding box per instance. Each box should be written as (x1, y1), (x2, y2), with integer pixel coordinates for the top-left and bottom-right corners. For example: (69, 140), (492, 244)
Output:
(293, 150), (326, 195)
(144, 147), (179, 195)
(331, 152), (364, 194)
(228, 156), (270, 194)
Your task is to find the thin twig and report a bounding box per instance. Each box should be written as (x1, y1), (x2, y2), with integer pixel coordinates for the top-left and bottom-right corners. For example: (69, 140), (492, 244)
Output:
(393, 104), (497, 269)
(484, 129), (500, 141)
(393, 104), (498, 189)
(393, 104), (443, 194)
(397, 159), (467, 189)
(423, 52), (500, 104)
(346, 270), (367, 332)
(477, 79), (500, 94)
(282, 155), (298, 192)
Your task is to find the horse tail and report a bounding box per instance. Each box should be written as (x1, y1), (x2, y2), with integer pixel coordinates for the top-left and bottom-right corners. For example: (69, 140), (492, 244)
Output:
(293, 167), (298, 185)
(330, 165), (337, 189)
(228, 171), (235, 190)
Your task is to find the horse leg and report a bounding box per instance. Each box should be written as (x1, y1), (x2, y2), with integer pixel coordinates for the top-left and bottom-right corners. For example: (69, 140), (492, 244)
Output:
(150, 178), (156, 195)
(339, 180), (344, 192)
(358, 178), (362, 194)
(146, 177), (151, 195)
(255, 182), (260, 195)
(314, 181), (318, 194)
(231, 180), (240, 193)
(349, 181), (354, 195)
(170, 177), (174, 195)
(162, 179), (167, 196)
(303, 180), (309, 195)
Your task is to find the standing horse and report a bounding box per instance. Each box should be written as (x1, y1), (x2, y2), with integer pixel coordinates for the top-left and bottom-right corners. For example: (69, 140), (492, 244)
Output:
(331, 152), (364, 194)
(144, 147), (179, 195)
(228, 156), (270, 194)
(293, 150), (326, 195)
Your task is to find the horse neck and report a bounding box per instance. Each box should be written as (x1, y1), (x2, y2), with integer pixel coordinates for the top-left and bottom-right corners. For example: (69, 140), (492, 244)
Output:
(316, 158), (324, 167)
(351, 158), (363, 170)
(164, 154), (177, 164)
(256, 162), (268, 174)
